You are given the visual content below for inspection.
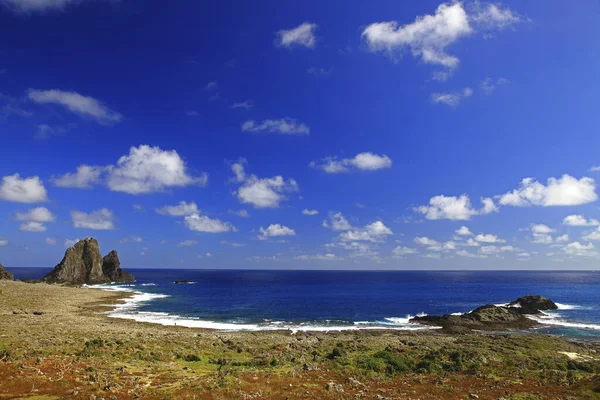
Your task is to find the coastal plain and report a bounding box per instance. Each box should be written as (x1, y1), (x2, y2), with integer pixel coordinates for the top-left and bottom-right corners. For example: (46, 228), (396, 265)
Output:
(0, 281), (599, 400)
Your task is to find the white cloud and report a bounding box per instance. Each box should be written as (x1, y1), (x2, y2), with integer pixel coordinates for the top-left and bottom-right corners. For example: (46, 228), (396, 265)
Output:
(555, 234), (569, 243)
(15, 207), (55, 222)
(120, 236), (143, 244)
(64, 238), (79, 248)
(0, 0), (106, 13)
(177, 240), (197, 247)
(470, 3), (523, 30)
(582, 228), (600, 242)
(362, 2), (471, 68)
(563, 215), (600, 227)
(456, 249), (481, 258)
(416, 194), (480, 220)
(28, 89), (121, 124)
(339, 221), (393, 243)
(531, 224), (555, 234)
(231, 159), (247, 182)
(276, 22), (317, 48)
(0, 239), (7, 246)
(480, 197), (499, 214)
(0, 174), (47, 203)
(455, 226), (472, 236)
(156, 201), (199, 217)
(230, 100), (254, 109)
(563, 242), (597, 257)
(296, 253), (342, 261)
(220, 241), (246, 247)
(302, 209), (319, 216)
(106, 145), (207, 194)
(414, 236), (456, 252)
(45, 237), (56, 245)
(241, 118), (310, 135)
(312, 152), (392, 173)
(229, 209), (250, 218)
(431, 87), (473, 107)
(474, 233), (505, 243)
(529, 224), (556, 244)
(589, 166), (600, 173)
(392, 246), (418, 257)
(205, 81), (218, 90)
(322, 212), (353, 231)
(479, 77), (510, 94)
(307, 67), (333, 77)
(20, 221), (46, 232)
(498, 175), (597, 207)
(132, 204), (144, 211)
(184, 213), (235, 233)
(236, 173), (298, 209)
(52, 165), (104, 189)
(259, 224), (296, 240)
(479, 245), (516, 255)
(71, 208), (115, 230)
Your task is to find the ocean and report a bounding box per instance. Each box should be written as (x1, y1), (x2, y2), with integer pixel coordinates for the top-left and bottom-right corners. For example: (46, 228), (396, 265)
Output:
(9, 268), (600, 338)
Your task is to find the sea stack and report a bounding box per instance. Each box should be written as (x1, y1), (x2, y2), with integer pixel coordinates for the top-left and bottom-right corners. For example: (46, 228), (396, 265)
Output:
(0, 262), (14, 281)
(44, 238), (135, 285)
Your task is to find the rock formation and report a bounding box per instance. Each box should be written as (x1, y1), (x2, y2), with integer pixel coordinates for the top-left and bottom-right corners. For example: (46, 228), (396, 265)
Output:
(0, 263), (14, 281)
(411, 295), (558, 332)
(44, 238), (135, 285)
(102, 250), (135, 283)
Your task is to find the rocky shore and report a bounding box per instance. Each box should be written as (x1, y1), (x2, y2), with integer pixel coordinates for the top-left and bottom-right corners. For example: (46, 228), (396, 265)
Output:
(0, 281), (599, 399)
(411, 295), (559, 332)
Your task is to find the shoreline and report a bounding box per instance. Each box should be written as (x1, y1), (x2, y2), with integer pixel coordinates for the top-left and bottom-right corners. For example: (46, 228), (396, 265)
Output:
(1, 280), (600, 399)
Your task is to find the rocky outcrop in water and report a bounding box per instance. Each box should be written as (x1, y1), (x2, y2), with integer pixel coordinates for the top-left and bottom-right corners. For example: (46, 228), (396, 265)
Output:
(102, 250), (135, 283)
(411, 295), (557, 332)
(44, 238), (134, 285)
(0, 263), (14, 281)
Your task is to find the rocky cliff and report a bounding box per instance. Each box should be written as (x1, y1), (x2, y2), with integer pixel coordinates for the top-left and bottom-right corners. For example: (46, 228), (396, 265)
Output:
(102, 250), (135, 283)
(44, 238), (135, 284)
(0, 263), (14, 281)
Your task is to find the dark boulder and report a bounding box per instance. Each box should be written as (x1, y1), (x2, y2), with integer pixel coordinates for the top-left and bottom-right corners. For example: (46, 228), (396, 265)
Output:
(0, 263), (14, 281)
(44, 238), (135, 285)
(508, 294), (558, 314)
(102, 250), (135, 283)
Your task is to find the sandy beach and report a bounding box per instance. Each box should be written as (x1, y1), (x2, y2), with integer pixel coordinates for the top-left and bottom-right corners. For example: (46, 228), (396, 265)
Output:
(0, 280), (598, 399)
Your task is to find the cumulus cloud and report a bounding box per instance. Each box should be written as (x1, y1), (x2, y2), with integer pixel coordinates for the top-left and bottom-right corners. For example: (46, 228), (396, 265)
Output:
(28, 89), (121, 125)
(479, 245), (516, 255)
(0, 0), (103, 13)
(230, 100), (254, 109)
(474, 233), (505, 243)
(322, 212), (353, 231)
(15, 207), (55, 222)
(563, 215), (600, 227)
(0, 239), (7, 246)
(45, 237), (56, 245)
(0, 174), (48, 203)
(19, 221), (46, 232)
(295, 253), (342, 261)
(230, 158), (247, 182)
(184, 213), (235, 233)
(362, 2), (522, 71)
(229, 209), (250, 218)
(339, 221), (393, 243)
(416, 194), (491, 220)
(233, 163), (298, 208)
(414, 236), (456, 252)
(582, 228), (600, 242)
(362, 2), (471, 68)
(64, 238), (79, 248)
(71, 208), (115, 230)
(156, 201), (199, 217)
(563, 242), (597, 257)
(529, 224), (556, 244)
(302, 209), (319, 216)
(220, 241), (246, 247)
(52, 165), (104, 189)
(498, 175), (597, 207)
(259, 224), (296, 240)
(311, 152), (392, 173)
(456, 249), (482, 258)
(276, 22), (317, 48)
(431, 87), (473, 107)
(480, 77), (510, 94)
(241, 118), (310, 135)
(455, 226), (473, 236)
(106, 145), (207, 194)
(392, 246), (418, 257)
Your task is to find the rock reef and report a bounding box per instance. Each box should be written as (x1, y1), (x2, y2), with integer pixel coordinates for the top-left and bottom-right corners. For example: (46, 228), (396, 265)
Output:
(0, 263), (14, 281)
(411, 295), (557, 332)
(44, 238), (134, 285)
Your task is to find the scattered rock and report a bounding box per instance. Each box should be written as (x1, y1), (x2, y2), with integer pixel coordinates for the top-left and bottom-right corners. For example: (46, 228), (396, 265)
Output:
(508, 294), (558, 314)
(469, 394), (479, 399)
(0, 263), (14, 281)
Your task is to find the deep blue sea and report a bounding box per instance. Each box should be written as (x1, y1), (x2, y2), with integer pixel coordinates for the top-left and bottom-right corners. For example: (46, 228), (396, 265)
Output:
(8, 268), (600, 338)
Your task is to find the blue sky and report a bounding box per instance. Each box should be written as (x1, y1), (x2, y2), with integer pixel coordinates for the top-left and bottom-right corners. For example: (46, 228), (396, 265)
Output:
(1, 0), (600, 270)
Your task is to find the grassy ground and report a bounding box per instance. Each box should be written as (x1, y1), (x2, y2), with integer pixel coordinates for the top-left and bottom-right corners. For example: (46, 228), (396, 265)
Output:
(0, 280), (599, 399)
